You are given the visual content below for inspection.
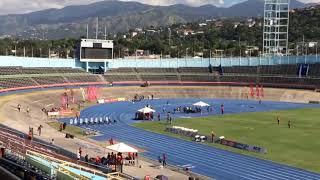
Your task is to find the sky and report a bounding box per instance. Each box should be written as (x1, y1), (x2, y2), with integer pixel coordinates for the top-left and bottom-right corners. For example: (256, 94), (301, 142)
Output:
(0, 0), (319, 15)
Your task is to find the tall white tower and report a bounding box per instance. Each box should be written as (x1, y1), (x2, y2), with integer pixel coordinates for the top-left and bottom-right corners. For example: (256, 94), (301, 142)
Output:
(263, 0), (290, 56)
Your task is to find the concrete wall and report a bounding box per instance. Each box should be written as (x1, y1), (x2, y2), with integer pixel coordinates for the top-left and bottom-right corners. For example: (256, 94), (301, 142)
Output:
(107, 55), (320, 68)
(0, 55), (319, 69)
(0, 56), (78, 68)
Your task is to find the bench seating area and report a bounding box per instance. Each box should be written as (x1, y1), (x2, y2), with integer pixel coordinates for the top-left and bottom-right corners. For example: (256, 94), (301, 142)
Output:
(222, 66), (258, 75)
(107, 68), (136, 73)
(258, 65), (299, 76)
(0, 67), (22, 75)
(1, 64), (320, 90)
(66, 75), (102, 83)
(178, 67), (211, 73)
(308, 64), (320, 77)
(104, 75), (139, 82)
(0, 67), (85, 75)
(140, 75), (179, 81)
(180, 75), (219, 82)
(136, 68), (177, 73)
(33, 76), (67, 85)
(0, 78), (37, 88)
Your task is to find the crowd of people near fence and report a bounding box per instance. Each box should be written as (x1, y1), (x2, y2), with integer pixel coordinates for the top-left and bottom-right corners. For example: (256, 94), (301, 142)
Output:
(163, 104), (226, 115)
(41, 107), (60, 115)
(81, 150), (138, 173)
(132, 93), (155, 102)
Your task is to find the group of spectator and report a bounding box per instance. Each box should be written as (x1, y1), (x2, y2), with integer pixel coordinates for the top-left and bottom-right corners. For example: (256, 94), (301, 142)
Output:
(83, 151), (139, 173)
(17, 104), (30, 114)
(141, 81), (150, 87)
(133, 94), (155, 102)
(158, 153), (167, 167)
(41, 107), (60, 115)
(59, 122), (67, 131)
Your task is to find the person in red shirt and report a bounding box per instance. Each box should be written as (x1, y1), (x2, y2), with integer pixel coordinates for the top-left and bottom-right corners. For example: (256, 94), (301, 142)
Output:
(78, 147), (82, 159)
(109, 138), (114, 145)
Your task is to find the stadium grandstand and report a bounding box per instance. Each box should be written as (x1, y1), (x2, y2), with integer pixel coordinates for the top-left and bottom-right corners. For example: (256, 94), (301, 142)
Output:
(0, 125), (137, 180)
(0, 60), (320, 92)
(1, 54), (320, 179)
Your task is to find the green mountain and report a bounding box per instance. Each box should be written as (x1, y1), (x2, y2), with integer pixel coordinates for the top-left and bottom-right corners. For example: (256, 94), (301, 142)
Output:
(0, 0), (306, 39)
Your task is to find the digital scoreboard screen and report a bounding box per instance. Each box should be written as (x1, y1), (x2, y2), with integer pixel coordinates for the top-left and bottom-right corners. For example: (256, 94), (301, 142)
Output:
(79, 39), (113, 60)
(81, 48), (112, 59)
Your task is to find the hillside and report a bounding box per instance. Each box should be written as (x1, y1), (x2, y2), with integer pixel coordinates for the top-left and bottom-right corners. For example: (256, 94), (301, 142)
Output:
(0, 0), (306, 39)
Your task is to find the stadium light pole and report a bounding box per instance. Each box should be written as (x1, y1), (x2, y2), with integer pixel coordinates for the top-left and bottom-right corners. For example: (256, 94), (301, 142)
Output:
(317, 42), (318, 62)
(185, 48), (188, 67)
(315, 42), (318, 63)
(104, 26), (107, 40)
(86, 24), (89, 39)
(96, 17), (99, 39)
(209, 49), (212, 65)
(239, 36), (241, 66)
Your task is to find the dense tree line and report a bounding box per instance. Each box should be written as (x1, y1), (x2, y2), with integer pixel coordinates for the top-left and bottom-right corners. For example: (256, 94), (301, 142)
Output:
(0, 38), (77, 58)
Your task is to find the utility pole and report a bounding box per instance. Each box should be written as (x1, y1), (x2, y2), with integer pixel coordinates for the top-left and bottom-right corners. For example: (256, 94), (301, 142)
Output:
(239, 36), (242, 66)
(303, 35), (307, 63)
(316, 42), (318, 62)
(96, 17), (99, 39)
(86, 24), (89, 39)
(104, 26), (107, 40)
(168, 28), (171, 58)
(168, 28), (171, 46)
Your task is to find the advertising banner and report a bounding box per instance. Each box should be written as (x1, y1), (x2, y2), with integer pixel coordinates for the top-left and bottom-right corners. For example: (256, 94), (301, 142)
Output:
(220, 139), (266, 154)
(48, 111), (59, 116)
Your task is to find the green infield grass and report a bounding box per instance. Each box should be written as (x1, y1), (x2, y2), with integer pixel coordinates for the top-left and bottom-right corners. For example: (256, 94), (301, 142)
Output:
(134, 108), (320, 173)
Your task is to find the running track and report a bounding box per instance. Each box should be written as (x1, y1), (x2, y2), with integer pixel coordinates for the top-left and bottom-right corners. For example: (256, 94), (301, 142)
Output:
(61, 98), (320, 180)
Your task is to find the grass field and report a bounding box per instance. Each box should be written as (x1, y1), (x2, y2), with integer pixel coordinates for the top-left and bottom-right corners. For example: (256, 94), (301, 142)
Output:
(47, 121), (86, 138)
(134, 108), (320, 173)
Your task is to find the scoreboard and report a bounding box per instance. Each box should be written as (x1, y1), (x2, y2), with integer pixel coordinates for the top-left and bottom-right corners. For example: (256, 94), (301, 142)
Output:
(79, 39), (113, 61)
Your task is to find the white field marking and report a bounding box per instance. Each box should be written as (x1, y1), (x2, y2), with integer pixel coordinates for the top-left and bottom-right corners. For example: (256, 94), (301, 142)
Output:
(45, 104), (54, 107)
(31, 100), (43, 104)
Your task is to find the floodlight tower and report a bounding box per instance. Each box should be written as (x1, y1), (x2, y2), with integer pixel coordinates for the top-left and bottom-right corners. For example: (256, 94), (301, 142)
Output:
(263, 0), (290, 56)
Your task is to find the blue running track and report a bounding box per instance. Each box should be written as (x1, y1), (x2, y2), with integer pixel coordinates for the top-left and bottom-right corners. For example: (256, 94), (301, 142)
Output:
(60, 98), (320, 180)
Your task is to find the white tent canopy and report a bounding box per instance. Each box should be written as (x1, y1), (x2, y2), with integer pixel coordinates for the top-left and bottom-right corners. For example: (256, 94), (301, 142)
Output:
(193, 101), (210, 107)
(106, 143), (138, 153)
(138, 107), (156, 114)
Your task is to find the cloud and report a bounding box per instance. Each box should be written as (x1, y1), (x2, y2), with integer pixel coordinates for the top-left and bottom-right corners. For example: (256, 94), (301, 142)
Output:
(0, 0), (103, 15)
(0, 0), (319, 15)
